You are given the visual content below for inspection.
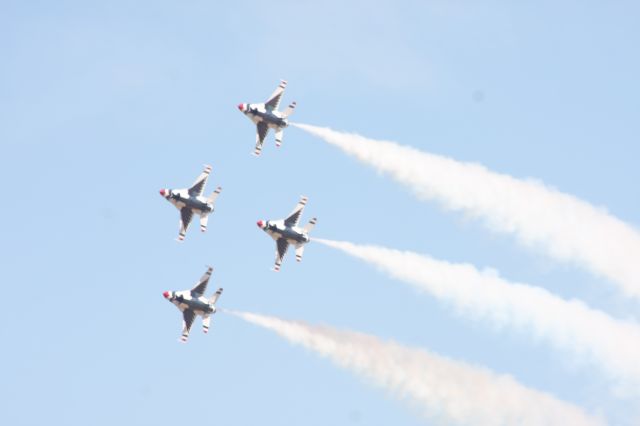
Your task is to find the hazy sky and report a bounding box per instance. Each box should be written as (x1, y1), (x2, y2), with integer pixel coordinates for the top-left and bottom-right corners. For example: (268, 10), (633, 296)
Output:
(2, 1), (639, 425)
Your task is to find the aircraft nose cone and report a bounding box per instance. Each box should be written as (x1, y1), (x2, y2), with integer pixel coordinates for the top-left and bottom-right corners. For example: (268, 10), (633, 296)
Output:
(237, 103), (244, 111)
(256, 220), (264, 228)
(163, 291), (170, 299)
(159, 189), (166, 197)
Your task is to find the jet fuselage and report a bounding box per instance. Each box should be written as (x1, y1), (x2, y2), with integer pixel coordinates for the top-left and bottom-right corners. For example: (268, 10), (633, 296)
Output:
(263, 220), (310, 245)
(165, 291), (215, 315)
(164, 190), (213, 214)
(244, 105), (288, 129)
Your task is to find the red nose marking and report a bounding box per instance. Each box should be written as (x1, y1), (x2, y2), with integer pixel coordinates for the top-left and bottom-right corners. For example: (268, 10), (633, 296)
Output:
(159, 189), (166, 196)
(163, 291), (170, 298)
(257, 220), (264, 228)
(237, 103), (244, 111)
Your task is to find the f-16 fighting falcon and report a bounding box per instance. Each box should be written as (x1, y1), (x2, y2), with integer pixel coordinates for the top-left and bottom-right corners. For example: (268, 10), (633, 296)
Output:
(237, 79), (297, 156)
(257, 196), (317, 271)
(163, 266), (223, 343)
(159, 165), (222, 241)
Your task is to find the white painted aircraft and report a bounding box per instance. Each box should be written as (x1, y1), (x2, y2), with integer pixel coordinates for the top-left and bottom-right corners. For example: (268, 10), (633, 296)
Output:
(163, 266), (223, 343)
(159, 165), (222, 241)
(238, 80), (297, 156)
(257, 196), (317, 271)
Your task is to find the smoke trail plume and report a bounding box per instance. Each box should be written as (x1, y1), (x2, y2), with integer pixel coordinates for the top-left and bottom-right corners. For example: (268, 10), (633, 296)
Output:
(315, 238), (640, 395)
(228, 310), (601, 426)
(293, 123), (640, 299)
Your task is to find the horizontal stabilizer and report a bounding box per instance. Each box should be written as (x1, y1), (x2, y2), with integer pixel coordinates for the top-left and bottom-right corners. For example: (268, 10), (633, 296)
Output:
(209, 287), (223, 305)
(200, 214), (209, 232)
(295, 245), (305, 262)
(282, 101), (297, 118)
(303, 217), (317, 233)
(207, 186), (222, 204)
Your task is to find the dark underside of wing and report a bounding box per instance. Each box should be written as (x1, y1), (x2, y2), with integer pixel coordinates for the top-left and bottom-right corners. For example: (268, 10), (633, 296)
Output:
(181, 208), (193, 228)
(183, 309), (196, 333)
(189, 180), (206, 197)
(191, 267), (213, 297)
(277, 238), (289, 261)
(257, 122), (269, 145)
(284, 209), (303, 228)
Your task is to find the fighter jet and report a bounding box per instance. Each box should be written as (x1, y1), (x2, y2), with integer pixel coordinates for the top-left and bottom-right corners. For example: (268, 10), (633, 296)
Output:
(237, 79), (297, 156)
(257, 196), (317, 271)
(163, 266), (223, 343)
(159, 165), (222, 241)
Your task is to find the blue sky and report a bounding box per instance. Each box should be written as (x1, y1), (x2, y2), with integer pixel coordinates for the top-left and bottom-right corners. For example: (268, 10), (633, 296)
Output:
(1, 1), (639, 424)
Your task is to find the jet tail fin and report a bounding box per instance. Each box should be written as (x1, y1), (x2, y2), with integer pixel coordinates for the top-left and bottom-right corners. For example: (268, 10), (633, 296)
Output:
(207, 186), (222, 204)
(303, 217), (317, 233)
(295, 245), (305, 262)
(202, 316), (211, 334)
(281, 101), (297, 118)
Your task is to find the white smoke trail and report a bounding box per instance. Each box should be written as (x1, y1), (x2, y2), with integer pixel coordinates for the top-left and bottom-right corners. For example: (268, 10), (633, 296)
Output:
(293, 123), (640, 299)
(315, 238), (640, 395)
(228, 310), (602, 426)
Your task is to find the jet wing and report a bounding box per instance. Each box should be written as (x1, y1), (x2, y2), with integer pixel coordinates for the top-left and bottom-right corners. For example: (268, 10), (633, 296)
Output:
(191, 266), (213, 297)
(180, 309), (196, 343)
(254, 122), (269, 156)
(284, 196), (308, 227)
(274, 238), (289, 272)
(265, 80), (287, 111)
(188, 165), (212, 197)
(178, 208), (193, 241)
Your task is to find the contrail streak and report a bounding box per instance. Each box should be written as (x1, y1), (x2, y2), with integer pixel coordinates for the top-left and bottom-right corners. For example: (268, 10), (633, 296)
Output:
(228, 310), (602, 426)
(315, 238), (640, 395)
(293, 123), (640, 299)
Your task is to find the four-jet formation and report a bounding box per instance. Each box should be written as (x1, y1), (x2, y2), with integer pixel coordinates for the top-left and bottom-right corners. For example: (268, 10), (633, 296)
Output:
(159, 81), (321, 341)
(160, 165), (222, 241)
(238, 79), (297, 156)
(163, 266), (223, 343)
(257, 196), (317, 271)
